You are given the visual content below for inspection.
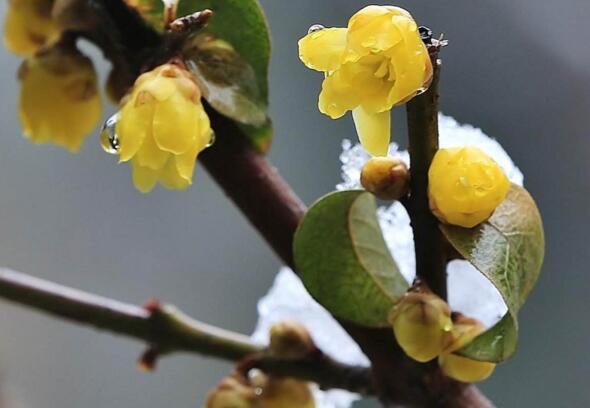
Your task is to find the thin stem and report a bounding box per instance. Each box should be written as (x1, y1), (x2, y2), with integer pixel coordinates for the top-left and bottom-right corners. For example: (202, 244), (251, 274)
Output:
(406, 53), (447, 299)
(0, 268), (372, 395)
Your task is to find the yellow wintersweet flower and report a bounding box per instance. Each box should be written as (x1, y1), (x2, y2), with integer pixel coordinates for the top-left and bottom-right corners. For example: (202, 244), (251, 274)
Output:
(438, 315), (496, 383)
(114, 63), (213, 193)
(428, 146), (510, 228)
(4, 0), (60, 56)
(18, 47), (102, 152)
(298, 5), (432, 156)
(389, 290), (453, 363)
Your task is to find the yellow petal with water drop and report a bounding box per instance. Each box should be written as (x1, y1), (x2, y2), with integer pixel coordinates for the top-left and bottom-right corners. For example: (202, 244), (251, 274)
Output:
(298, 27), (347, 72)
(117, 103), (154, 162)
(318, 72), (360, 119)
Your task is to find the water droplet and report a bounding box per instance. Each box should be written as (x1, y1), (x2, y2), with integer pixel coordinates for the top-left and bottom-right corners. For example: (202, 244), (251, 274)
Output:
(308, 24), (325, 34)
(100, 113), (120, 154)
(205, 131), (216, 148)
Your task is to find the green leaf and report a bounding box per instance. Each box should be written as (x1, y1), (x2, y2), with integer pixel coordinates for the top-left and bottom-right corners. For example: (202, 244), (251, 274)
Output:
(294, 191), (409, 327)
(183, 34), (267, 127)
(177, 0), (270, 103)
(441, 185), (545, 362)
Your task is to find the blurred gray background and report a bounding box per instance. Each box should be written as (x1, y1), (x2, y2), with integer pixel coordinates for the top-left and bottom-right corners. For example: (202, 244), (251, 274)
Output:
(0, 0), (588, 407)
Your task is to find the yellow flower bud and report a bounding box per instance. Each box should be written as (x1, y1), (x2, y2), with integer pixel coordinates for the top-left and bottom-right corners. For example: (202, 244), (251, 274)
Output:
(259, 378), (315, 408)
(205, 376), (257, 408)
(113, 63), (213, 193)
(299, 6), (432, 156)
(360, 156), (409, 201)
(4, 0), (60, 55)
(389, 290), (453, 362)
(18, 47), (102, 152)
(428, 147), (510, 228)
(438, 314), (496, 383)
(438, 353), (495, 383)
(269, 321), (315, 359)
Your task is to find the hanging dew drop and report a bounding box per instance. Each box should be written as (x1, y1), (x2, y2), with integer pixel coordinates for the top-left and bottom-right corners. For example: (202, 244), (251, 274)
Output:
(205, 130), (216, 148)
(308, 24), (325, 34)
(100, 113), (120, 154)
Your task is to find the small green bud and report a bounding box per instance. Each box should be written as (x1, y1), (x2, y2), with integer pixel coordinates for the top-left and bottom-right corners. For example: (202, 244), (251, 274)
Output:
(389, 289), (453, 362)
(360, 157), (409, 201)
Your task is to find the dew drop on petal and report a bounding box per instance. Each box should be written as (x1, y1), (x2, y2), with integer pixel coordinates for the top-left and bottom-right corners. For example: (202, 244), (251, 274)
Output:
(308, 24), (325, 34)
(100, 112), (120, 154)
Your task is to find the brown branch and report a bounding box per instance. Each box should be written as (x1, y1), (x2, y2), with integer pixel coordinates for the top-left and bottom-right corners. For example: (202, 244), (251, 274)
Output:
(0, 268), (373, 395)
(406, 51), (447, 299)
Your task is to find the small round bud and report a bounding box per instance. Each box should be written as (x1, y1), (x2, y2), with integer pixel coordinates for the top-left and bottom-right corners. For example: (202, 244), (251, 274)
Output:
(260, 378), (315, 408)
(269, 321), (315, 359)
(205, 375), (256, 408)
(438, 354), (496, 383)
(360, 157), (409, 201)
(428, 146), (510, 228)
(389, 289), (453, 362)
(438, 314), (496, 383)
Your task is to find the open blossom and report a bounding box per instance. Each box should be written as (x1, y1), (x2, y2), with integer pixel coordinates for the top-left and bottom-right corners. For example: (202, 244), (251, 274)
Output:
(114, 63), (213, 193)
(18, 47), (102, 152)
(4, 0), (60, 55)
(428, 146), (510, 228)
(298, 5), (432, 156)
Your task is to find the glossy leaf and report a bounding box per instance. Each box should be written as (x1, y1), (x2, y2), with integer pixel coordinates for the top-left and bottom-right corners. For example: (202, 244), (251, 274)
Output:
(294, 191), (408, 327)
(441, 185), (544, 362)
(183, 34), (267, 127)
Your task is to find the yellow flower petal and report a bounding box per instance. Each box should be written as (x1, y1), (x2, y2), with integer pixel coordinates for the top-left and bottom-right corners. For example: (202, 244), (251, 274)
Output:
(159, 158), (191, 190)
(386, 18), (431, 105)
(152, 92), (198, 154)
(352, 106), (390, 156)
(345, 6), (407, 61)
(131, 160), (161, 193)
(439, 354), (496, 383)
(298, 27), (347, 72)
(117, 103), (154, 162)
(135, 133), (170, 170)
(139, 76), (177, 102)
(318, 71), (360, 119)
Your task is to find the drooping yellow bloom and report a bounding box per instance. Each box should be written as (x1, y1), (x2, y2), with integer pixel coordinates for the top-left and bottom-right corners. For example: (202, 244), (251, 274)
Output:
(18, 47), (102, 152)
(4, 0), (60, 55)
(438, 315), (496, 383)
(114, 63), (213, 193)
(259, 378), (315, 408)
(205, 373), (315, 408)
(428, 146), (510, 228)
(389, 290), (453, 363)
(205, 375), (257, 408)
(298, 5), (432, 156)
